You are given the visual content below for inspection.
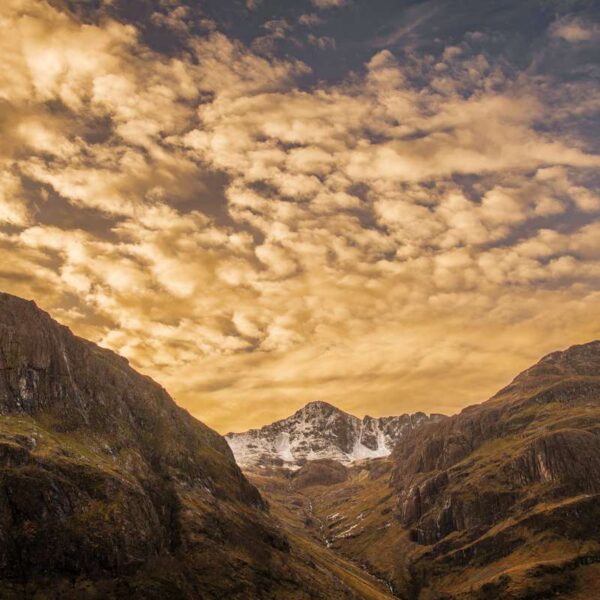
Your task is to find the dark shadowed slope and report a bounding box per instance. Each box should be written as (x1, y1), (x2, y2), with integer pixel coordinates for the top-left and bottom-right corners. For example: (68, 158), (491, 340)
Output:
(0, 292), (380, 600)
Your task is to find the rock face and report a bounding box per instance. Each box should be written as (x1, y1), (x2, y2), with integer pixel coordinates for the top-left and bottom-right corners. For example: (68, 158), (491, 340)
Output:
(0, 292), (371, 600)
(226, 400), (444, 469)
(387, 340), (600, 598)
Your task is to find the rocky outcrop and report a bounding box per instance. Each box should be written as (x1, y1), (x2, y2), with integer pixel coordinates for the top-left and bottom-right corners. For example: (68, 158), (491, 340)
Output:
(226, 400), (444, 469)
(0, 293), (370, 599)
(387, 340), (600, 597)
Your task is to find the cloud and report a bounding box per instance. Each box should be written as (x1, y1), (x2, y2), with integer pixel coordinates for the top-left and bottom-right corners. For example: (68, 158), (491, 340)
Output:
(0, 171), (29, 226)
(311, 0), (349, 9)
(307, 34), (336, 49)
(150, 6), (191, 32)
(298, 13), (323, 27)
(252, 18), (293, 55)
(1, 0), (599, 433)
(550, 17), (599, 42)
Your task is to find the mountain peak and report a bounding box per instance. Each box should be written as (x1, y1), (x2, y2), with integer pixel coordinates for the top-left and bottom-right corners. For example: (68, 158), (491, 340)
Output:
(226, 401), (445, 469)
(302, 400), (339, 410)
(295, 400), (344, 416)
(487, 339), (600, 406)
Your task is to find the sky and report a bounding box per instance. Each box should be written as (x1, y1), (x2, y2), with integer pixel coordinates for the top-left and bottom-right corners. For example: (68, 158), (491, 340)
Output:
(1, 0), (600, 433)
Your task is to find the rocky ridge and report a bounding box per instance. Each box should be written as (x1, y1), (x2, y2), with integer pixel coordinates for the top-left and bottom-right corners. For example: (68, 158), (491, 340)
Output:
(385, 340), (600, 597)
(226, 400), (445, 469)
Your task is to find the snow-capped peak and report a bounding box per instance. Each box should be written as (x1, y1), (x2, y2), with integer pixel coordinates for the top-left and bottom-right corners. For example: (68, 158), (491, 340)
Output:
(225, 401), (444, 469)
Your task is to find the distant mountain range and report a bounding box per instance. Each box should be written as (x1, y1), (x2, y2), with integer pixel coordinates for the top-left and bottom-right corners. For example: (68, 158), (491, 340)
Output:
(226, 401), (445, 469)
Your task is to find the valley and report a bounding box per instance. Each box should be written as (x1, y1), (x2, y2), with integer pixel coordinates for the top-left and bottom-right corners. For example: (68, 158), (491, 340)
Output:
(246, 459), (401, 596)
(1, 291), (599, 599)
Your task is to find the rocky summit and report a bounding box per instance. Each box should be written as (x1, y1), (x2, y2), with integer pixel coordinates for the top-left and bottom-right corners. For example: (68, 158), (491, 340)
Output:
(226, 400), (445, 469)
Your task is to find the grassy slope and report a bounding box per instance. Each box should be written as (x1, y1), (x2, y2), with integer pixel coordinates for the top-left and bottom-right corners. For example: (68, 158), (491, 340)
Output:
(248, 467), (398, 600)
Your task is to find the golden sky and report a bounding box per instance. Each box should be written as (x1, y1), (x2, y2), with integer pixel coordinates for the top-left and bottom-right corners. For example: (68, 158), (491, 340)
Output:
(1, 0), (600, 433)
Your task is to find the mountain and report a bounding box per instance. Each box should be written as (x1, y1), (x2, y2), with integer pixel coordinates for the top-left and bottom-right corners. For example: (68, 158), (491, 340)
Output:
(5, 290), (599, 598)
(226, 400), (445, 469)
(0, 292), (394, 600)
(246, 342), (600, 599)
(387, 340), (600, 598)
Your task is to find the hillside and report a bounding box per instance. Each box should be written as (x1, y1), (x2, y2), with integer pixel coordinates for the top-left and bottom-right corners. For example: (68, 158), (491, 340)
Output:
(0, 292), (391, 599)
(389, 340), (600, 598)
